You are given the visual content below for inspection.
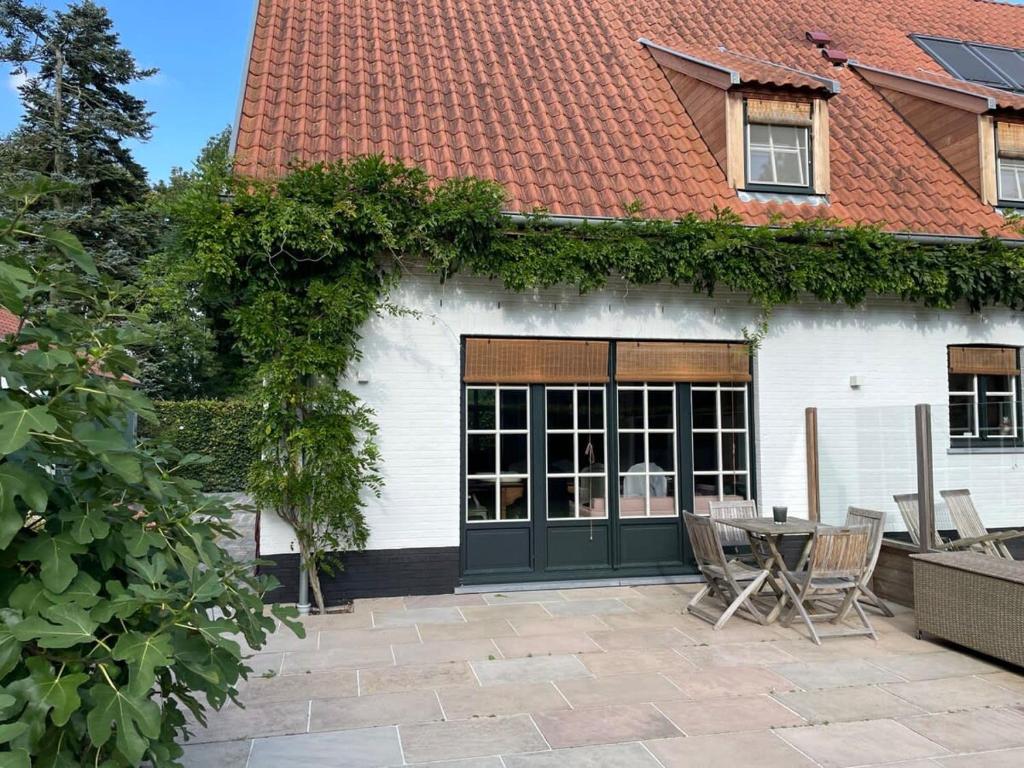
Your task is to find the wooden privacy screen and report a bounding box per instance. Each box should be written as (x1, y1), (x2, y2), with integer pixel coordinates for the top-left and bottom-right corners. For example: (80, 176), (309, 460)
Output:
(997, 122), (1024, 159)
(746, 98), (813, 127)
(616, 341), (752, 383)
(948, 346), (1020, 376)
(463, 338), (610, 383)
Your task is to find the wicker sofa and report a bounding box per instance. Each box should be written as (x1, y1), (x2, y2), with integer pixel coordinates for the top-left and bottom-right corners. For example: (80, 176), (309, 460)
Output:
(911, 551), (1024, 668)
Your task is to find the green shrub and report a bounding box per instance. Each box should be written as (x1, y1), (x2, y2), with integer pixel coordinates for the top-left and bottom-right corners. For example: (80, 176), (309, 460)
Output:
(140, 400), (259, 492)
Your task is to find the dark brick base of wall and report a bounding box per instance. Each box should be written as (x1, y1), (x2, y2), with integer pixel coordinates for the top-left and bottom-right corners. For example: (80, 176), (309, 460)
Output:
(259, 546), (460, 605)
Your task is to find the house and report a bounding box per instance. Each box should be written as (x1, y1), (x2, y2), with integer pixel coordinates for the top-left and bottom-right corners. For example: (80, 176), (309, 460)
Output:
(234, 0), (1024, 599)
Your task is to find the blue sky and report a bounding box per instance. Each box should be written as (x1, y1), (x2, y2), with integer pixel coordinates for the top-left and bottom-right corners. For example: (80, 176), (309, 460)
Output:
(0, 1), (254, 183)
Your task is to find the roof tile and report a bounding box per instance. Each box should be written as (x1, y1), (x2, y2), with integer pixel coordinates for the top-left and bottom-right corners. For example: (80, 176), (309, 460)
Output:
(236, 0), (1024, 236)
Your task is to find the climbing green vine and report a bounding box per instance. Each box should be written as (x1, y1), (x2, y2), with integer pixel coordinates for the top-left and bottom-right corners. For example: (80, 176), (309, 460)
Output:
(164, 153), (1024, 608)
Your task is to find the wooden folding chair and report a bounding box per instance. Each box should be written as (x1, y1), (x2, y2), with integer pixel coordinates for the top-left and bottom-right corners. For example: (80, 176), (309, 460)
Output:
(781, 525), (878, 645)
(682, 511), (770, 630)
(707, 499), (767, 565)
(940, 489), (1022, 559)
(895, 492), (1021, 555)
(844, 507), (895, 616)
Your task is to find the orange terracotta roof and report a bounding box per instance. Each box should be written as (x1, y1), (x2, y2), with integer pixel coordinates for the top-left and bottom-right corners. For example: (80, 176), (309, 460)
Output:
(0, 307), (20, 338)
(851, 63), (1024, 113)
(234, 0), (1024, 237)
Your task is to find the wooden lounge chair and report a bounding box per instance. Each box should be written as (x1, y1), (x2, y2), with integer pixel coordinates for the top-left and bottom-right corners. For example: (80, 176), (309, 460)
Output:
(844, 507), (895, 616)
(894, 492), (1022, 555)
(682, 511), (770, 630)
(781, 525), (878, 645)
(939, 489), (1023, 560)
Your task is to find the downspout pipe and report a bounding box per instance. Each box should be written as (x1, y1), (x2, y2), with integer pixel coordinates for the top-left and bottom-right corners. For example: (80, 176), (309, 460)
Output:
(499, 211), (1024, 247)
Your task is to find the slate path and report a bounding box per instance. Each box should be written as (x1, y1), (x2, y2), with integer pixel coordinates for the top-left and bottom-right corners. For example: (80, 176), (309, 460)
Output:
(180, 584), (1024, 767)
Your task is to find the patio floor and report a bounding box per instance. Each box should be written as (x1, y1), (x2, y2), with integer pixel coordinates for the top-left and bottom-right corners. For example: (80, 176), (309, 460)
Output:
(182, 584), (1024, 768)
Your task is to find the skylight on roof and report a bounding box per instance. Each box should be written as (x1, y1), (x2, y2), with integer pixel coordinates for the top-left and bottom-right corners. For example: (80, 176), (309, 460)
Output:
(912, 34), (1024, 93)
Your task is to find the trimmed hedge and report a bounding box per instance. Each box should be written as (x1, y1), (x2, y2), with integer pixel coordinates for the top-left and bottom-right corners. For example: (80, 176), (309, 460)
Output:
(141, 399), (259, 492)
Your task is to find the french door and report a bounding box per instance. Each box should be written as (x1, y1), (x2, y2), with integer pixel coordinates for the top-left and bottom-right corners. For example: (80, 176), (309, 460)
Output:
(460, 341), (755, 583)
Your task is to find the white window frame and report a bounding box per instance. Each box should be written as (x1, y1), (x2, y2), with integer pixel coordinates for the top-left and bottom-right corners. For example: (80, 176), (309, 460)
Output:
(948, 373), (1020, 441)
(545, 385), (609, 520)
(948, 375), (980, 439)
(985, 377), (1019, 439)
(746, 123), (810, 188)
(691, 383), (752, 503)
(465, 385), (530, 523)
(617, 384), (678, 518)
(997, 155), (1024, 203)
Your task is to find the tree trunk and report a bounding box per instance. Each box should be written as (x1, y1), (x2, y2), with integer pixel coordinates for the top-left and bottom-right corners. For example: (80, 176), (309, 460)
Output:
(296, 534), (326, 614)
(52, 42), (65, 209)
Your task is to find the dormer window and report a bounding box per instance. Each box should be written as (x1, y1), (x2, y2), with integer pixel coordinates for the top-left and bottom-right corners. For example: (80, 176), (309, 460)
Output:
(996, 122), (1024, 206)
(745, 99), (812, 191)
(639, 40), (836, 199)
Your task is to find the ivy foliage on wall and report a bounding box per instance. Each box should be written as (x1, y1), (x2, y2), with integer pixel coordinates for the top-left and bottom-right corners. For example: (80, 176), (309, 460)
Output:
(434, 209), (1024, 313)
(139, 400), (260, 492)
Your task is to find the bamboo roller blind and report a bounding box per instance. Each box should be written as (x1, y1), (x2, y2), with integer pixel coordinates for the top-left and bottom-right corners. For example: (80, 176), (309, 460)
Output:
(746, 98), (813, 127)
(616, 342), (752, 383)
(997, 122), (1024, 159)
(948, 346), (1020, 376)
(463, 338), (610, 383)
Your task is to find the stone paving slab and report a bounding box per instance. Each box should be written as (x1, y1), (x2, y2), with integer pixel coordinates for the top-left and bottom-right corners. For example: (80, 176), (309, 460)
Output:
(588, 627), (693, 651)
(579, 648), (694, 677)
(533, 703), (682, 748)
(399, 714), (547, 763)
(936, 747), (1024, 767)
(359, 661), (477, 695)
(770, 658), (904, 689)
(418, 618), (516, 641)
(493, 631), (602, 658)
(554, 672), (686, 708)
(645, 731), (817, 768)
(661, 664), (798, 699)
(180, 585), (1024, 768)
(777, 719), (949, 767)
(180, 739), (251, 768)
(185, 699), (308, 744)
(541, 598), (633, 617)
(899, 708), (1024, 753)
(871, 650), (1000, 681)
(437, 681), (570, 720)
(308, 690), (442, 732)
(470, 654), (590, 686)
(881, 675), (1024, 712)
(508, 615), (610, 636)
(248, 726), (403, 768)
(393, 638), (500, 666)
(654, 694), (806, 735)
(774, 684), (927, 724)
(234, 669), (358, 705)
(502, 742), (661, 767)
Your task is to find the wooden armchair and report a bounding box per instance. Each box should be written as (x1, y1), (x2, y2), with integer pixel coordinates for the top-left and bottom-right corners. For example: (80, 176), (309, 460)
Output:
(682, 511), (770, 630)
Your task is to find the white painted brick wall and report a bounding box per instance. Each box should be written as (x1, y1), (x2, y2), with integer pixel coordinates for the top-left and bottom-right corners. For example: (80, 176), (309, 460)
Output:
(260, 271), (1024, 554)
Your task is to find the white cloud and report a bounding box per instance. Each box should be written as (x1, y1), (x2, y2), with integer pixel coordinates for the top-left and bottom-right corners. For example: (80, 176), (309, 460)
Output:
(8, 72), (29, 94)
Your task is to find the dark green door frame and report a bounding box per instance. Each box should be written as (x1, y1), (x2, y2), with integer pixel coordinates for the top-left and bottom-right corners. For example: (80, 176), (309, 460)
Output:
(459, 336), (756, 585)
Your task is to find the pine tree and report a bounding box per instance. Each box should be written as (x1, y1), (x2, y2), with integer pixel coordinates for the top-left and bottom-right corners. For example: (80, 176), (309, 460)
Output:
(0, 0), (161, 289)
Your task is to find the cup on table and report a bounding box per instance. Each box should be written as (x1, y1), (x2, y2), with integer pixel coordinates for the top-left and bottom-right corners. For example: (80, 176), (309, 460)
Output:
(772, 506), (788, 524)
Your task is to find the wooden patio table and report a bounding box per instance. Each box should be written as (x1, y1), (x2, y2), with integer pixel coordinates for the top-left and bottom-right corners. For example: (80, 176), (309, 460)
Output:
(719, 516), (832, 623)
